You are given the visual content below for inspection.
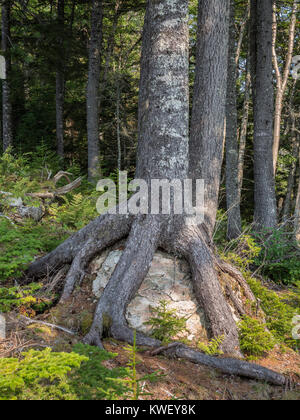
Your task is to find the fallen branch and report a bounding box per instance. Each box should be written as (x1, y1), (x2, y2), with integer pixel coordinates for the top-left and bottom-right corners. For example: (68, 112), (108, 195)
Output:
(53, 171), (72, 186)
(0, 213), (15, 225)
(20, 315), (76, 336)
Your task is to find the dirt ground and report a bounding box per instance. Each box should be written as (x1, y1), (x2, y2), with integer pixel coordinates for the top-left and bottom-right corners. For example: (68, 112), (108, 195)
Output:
(1, 297), (299, 400)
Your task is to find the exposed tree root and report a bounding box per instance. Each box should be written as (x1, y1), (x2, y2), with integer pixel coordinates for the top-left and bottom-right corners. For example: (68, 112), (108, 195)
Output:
(217, 259), (256, 303)
(83, 215), (163, 348)
(26, 213), (289, 386)
(27, 213), (133, 280)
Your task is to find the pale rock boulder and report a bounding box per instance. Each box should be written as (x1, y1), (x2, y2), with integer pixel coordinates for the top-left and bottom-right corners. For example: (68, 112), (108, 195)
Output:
(0, 191), (43, 222)
(91, 249), (208, 343)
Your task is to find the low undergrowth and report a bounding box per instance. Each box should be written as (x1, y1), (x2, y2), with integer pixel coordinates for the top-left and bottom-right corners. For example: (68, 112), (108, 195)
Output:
(221, 234), (300, 354)
(197, 336), (224, 356)
(0, 218), (67, 283)
(238, 316), (276, 360)
(247, 278), (299, 350)
(0, 338), (163, 401)
(0, 283), (55, 316)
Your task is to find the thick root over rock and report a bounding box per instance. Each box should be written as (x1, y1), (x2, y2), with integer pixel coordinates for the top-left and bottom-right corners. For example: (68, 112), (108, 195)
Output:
(27, 213), (288, 386)
(26, 213), (133, 280)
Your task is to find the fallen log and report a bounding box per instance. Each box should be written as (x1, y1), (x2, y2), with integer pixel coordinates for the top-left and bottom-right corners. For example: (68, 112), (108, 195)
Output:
(155, 343), (288, 386)
(26, 176), (82, 200)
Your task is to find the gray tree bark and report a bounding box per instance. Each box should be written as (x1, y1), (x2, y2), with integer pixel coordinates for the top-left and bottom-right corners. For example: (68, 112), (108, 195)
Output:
(190, 0), (230, 238)
(226, 0), (242, 240)
(250, 0), (277, 230)
(56, 0), (65, 160)
(1, 0), (13, 152)
(87, 0), (103, 182)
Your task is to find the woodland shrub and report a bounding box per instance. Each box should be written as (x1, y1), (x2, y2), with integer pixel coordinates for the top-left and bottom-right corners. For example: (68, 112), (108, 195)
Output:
(222, 234), (299, 351)
(197, 336), (224, 356)
(0, 346), (129, 400)
(253, 229), (300, 286)
(247, 278), (299, 350)
(145, 300), (188, 344)
(0, 343), (162, 400)
(238, 316), (275, 360)
(0, 348), (88, 400)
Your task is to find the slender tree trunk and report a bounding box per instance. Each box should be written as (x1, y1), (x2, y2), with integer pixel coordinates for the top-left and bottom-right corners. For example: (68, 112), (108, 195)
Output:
(87, 0), (103, 182)
(190, 0), (230, 238)
(283, 140), (298, 223)
(226, 0), (242, 240)
(235, 0), (250, 65)
(251, 0), (277, 230)
(282, 86), (298, 222)
(56, 0), (65, 160)
(1, 0), (13, 152)
(116, 72), (121, 172)
(238, 54), (251, 197)
(102, 0), (121, 88)
(295, 138), (300, 242)
(272, 0), (298, 173)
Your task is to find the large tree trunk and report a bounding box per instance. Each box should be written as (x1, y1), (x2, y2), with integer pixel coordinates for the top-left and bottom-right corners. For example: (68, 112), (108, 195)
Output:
(56, 0), (65, 160)
(26, 0), (288, 386)
(87, 0), (103, 182)
(190, 0), (230, 238)
(1, 0), (13, 152)
(225, 0), (242, 240)
(251, 0), (277, 230)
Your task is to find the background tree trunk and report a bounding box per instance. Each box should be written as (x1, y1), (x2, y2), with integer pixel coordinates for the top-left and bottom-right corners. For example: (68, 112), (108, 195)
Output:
(251, 0), (277, 230)
(272, 0), (298, 173)
(87, 0), (103, 182)
(238, 54), (251, 199)
(190, 0), (230, 238)
(56, 0), (65, 160)
(226, 0), (242, 240)
(282, 87), (299, 223)
(294, 136), (300, 242)
(1, 0), (13, 152)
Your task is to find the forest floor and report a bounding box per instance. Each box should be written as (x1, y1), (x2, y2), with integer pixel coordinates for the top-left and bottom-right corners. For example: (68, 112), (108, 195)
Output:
(1, 277), (299, 401)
